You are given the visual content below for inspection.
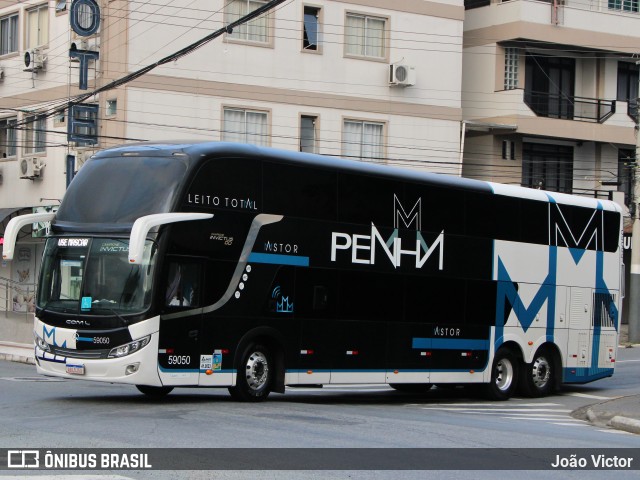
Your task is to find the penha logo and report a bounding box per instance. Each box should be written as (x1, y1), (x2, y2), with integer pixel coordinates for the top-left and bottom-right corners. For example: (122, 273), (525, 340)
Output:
(330, 194), (444, 270)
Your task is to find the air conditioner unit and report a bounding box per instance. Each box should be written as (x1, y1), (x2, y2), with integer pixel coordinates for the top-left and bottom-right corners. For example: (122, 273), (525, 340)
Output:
(389, 62), (416, 87)
(18, 158), (45, 179)
(70, 39), (88, 52)
(24, 49), (46, 72)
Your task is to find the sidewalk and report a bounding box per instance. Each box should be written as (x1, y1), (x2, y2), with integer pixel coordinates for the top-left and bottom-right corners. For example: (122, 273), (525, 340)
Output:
(1, 325), (639, 434)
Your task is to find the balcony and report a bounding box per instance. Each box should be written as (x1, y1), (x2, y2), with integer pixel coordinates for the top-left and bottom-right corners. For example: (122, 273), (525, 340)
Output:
(524, 91), (616, 123)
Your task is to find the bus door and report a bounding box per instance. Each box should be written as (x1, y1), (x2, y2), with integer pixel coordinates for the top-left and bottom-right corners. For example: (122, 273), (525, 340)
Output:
(158, 258), (203, 386)
(296, 268), (335, 384)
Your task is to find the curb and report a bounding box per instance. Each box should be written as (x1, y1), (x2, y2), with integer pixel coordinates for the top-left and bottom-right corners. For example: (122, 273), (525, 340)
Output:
(0, 351), (35, 365)
(609, 416), (640, 435)
(0, 342), (35, 365)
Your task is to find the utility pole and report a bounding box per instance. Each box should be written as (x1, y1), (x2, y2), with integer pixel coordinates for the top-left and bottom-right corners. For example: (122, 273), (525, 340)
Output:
(628, 61), (640, 344)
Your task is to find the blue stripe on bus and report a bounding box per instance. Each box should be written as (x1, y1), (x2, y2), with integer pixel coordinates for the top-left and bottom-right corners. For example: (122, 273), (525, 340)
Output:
(76, 336), (94, 342)
(248, 252), (310, 267)
(158, 366), (236, 374)
(562, 367), (614, 383)
(412, 338), (489, 350)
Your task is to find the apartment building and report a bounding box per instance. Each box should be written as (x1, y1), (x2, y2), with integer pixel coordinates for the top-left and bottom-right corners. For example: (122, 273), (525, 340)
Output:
(461, 0), (638, 207)
(0, 0), (465, 312)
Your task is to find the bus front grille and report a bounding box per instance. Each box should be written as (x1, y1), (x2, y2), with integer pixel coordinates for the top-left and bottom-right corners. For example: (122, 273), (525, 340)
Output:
(50, 346), (110, 359)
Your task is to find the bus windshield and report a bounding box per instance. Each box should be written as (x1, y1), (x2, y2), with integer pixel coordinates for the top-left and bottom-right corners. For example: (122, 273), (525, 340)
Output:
(38, 237), (156, 315)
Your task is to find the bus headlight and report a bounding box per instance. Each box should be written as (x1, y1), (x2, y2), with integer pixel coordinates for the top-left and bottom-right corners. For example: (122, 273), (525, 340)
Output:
(34, 333), (51, 352)
(108, 335), (151, 358)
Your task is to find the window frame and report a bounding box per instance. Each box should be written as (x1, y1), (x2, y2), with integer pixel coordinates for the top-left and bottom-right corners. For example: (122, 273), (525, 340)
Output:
(0, 12), (19, 57)
(23, 114), (47, 155)
(302, 4), (322, 54)
(224, 0), (274, 48)
(299, 114), (319, 153)
(26, 3), (49, 50)
(344, 11), (389, 62)
(221, 106), (271, 146)
(504, 47), (519, 90)
(522, 142), (573, 194)
(341, 117), (386, 162)
(0, 117), (17, 159)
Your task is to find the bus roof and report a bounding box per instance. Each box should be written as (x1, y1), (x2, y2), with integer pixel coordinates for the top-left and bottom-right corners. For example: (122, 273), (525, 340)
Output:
(92, 141), (621, 213)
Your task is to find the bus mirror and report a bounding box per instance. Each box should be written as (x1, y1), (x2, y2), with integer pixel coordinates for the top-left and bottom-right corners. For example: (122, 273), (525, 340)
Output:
(2, 212), (56, 260)
(128, 213), (213, 264)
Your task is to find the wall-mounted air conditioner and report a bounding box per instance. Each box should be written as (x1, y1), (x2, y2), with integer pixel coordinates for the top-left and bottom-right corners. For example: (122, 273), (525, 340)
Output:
(18, 158), (45, 179)
(389, 62), (416, 87)
(24, 49), (46, 72)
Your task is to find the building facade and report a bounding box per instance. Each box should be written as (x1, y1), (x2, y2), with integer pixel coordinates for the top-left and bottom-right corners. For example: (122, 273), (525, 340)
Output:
(462, 0), (637, 206)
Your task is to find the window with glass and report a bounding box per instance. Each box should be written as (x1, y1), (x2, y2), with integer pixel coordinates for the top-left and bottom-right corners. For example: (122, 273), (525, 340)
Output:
(618, 149), (634, 208)
(345, 13), (386, 59)
(38, 237), (157, 315)
(504, 47), (519, 90)
(24, 115), (46, 154)
(27, 4), (49, 50)
(303, 6), (320, 51)
(300, 115), (317, 153)
(617, 62), (639, 120)
(0, 117), (17, 158)
(608, 0), (638, 12)
(0, 13), (18, 56)
(222, 107), (268, 146)
(165, 262), (201, 308)
(225, 0), (270, 44)
(342, 120), (384, 161)
(522, 142), (573, 194)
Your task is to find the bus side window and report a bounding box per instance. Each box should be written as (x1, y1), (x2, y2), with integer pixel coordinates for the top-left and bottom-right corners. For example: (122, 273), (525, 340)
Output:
(166, 262), (201, 308)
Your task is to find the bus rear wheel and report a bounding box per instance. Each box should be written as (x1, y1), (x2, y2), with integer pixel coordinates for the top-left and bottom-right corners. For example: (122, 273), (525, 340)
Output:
(229, 344), (273, 402)
(519, 348), (555, 397)
(136, 385), (174, 398)
(483, 348), (518, 400)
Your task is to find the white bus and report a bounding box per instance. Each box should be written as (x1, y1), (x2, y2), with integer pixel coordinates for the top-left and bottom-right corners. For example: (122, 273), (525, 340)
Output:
(3, 142), (623, 401)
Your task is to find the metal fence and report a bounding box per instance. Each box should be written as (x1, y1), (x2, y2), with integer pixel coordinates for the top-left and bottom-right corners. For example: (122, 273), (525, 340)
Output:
(0, 276), (36, 319)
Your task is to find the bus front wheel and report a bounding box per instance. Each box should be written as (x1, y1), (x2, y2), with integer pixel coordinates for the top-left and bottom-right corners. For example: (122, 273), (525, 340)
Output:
(519, 348), (555, 397)
(483, 348), (518, 400)
(229, 344), (273, 402)
(136, 385), (174, 398)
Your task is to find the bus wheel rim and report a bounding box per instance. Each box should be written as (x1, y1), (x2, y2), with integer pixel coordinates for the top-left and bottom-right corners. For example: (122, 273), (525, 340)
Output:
(495, 358), (514, 392)
(245, 351), (269, 391)
(532, 356), (551, 389)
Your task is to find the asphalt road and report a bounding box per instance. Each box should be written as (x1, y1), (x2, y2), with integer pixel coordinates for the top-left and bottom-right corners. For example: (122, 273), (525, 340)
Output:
(1, 346), (639, 480)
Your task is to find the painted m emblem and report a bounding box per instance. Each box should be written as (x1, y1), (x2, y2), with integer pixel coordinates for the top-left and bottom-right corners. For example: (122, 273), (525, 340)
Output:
(393, 194), (421, 230)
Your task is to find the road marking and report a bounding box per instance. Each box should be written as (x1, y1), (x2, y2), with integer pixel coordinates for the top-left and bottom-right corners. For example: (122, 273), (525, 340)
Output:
(615, 359), (640, 363)
(566, 392), (613, 400)
(410, 402), (561, 407)
(551, 422), (590, 427)
(419, 407), (571, 413)
(597, 429), (633, 435)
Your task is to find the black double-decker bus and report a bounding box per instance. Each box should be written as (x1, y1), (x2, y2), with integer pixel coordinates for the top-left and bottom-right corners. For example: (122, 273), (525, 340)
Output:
(3, 142), (622, 401)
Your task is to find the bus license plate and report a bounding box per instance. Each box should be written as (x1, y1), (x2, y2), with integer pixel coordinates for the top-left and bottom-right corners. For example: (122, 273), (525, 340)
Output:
(66, 364), (85, 375)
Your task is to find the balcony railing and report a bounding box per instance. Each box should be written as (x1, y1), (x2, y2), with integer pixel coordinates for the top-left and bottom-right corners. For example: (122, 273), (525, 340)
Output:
(524, 91), (616, 123)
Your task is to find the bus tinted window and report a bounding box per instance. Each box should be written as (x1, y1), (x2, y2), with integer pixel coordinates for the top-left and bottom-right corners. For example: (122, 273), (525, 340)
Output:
(57, 156), (189, 223)
(263, 162), (337, 220)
